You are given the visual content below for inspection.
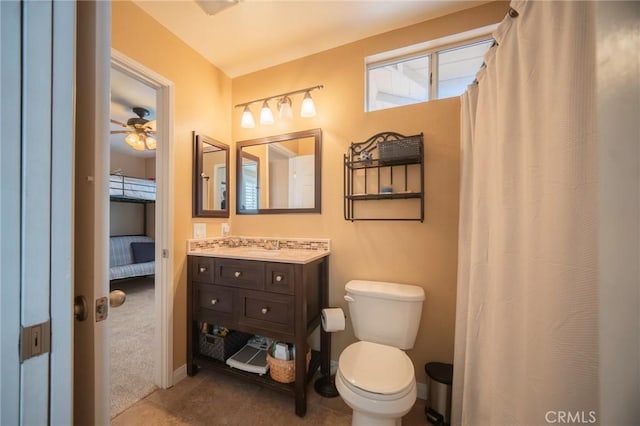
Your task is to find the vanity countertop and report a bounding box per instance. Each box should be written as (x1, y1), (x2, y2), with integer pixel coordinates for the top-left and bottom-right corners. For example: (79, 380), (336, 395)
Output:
(187, 236), (330, 264)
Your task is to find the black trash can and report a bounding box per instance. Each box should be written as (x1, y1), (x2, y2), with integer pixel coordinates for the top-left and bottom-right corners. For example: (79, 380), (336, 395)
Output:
(425, 362), (453, 426)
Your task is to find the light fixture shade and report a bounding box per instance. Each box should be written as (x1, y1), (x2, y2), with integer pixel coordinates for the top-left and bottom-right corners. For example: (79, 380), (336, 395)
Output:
(260, 100), (274, 125)
(145, 136), (157, 150)
(300, 92), (316, 117)
(125, 132), (139, 147)
(241, 106), (255, 128)
(278, 96), (293, 120)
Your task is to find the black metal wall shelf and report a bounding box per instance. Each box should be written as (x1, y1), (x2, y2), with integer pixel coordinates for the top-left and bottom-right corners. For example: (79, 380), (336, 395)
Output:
(344, 131), (424, 222)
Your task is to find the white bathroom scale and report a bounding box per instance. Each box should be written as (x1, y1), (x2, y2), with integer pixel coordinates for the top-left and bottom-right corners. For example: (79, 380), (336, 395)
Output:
(225, 336), (270, 375)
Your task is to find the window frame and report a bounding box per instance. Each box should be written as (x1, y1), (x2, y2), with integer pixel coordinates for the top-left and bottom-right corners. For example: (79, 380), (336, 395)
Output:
(365, 28), (496, 112)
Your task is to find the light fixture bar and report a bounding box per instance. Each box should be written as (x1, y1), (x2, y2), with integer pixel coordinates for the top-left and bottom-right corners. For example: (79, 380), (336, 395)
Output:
(234, 85), (323, 109)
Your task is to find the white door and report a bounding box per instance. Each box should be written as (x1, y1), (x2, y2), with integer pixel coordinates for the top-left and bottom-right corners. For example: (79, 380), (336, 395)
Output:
(289, 155), (315, 208)
(0, 1), (75, 424)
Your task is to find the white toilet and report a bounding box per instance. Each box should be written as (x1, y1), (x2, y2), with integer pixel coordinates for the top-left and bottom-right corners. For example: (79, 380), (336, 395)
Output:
(336, 280), (425, 426)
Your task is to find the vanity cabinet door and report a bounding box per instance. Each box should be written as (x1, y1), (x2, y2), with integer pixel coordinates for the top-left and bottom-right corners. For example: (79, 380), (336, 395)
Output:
(237, 289), (294, 336)
(265, 263), (295, 295)
(215, 259), (265, 290)
(192, 257), (215, 283)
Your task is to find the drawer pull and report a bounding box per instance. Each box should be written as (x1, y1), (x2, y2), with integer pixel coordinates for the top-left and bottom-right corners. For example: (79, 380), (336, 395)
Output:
(275, 275), (283, 282)
(199, 266), (207, 273)
(234, 271), (241, 278)
(261, 307), (270, 315)
(210, 298), (218, 305)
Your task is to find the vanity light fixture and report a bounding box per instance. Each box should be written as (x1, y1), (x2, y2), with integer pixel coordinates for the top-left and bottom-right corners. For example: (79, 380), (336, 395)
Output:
(300, 91), (317, 118)
(235, 84), (323, 128)
(278, 96), (293, 120)
(241, 105), (256, 128)
(259, 100), (275, 125)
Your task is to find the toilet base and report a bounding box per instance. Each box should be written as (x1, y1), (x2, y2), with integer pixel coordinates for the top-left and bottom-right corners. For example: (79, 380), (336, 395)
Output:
(352, 410), (402, 426)
(336, 369), (415, 426)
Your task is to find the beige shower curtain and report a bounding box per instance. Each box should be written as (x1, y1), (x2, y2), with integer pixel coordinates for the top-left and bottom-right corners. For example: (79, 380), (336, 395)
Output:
(453, 1), (603, 424)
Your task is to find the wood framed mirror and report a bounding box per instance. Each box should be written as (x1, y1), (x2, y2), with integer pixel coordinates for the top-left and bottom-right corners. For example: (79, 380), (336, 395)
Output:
(236, 128), (322, 214)
(192, 132), (229, 217)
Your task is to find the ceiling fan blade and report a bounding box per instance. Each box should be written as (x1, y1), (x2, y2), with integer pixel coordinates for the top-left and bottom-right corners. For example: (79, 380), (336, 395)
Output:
(110, 119), (127, 128)
(110, 130), (129, 134)
(145, 120), (156, 131)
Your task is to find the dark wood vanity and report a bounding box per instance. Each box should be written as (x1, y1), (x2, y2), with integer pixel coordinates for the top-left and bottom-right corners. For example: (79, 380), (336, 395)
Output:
(187, 252), (330, 417)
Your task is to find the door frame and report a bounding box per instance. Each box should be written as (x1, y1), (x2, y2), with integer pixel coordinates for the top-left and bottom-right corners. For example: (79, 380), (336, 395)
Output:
(110, 49), (175, 389)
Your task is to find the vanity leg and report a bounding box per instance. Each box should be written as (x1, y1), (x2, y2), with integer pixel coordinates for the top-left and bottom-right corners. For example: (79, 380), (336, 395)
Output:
(294, 340), (307, 417)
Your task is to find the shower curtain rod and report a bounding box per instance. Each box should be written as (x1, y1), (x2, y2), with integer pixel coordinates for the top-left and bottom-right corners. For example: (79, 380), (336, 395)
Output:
(471, 7), (519, 85)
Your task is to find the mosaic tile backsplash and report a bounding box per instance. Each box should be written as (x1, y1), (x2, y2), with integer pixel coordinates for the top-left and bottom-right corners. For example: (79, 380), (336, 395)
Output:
(188, 236), (330, 252)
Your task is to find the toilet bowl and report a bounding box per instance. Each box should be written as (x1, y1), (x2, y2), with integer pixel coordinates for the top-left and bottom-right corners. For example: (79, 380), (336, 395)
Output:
(336, 341), (417, 426)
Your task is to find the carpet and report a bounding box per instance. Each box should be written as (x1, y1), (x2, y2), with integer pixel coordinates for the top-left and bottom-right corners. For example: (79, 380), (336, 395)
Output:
(109, 277), (158, 419)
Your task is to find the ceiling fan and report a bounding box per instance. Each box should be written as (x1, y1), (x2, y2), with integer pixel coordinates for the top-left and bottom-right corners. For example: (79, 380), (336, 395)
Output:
(111, 106), (157, 151)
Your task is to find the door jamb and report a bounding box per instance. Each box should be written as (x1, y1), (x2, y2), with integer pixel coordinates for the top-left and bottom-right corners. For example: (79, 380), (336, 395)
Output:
(110, 49), (175, 389)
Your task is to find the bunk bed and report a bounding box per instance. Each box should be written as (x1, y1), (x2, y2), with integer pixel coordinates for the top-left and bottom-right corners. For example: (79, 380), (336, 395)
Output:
(109, 174), (156, 202)
(109, 174), (156, 281)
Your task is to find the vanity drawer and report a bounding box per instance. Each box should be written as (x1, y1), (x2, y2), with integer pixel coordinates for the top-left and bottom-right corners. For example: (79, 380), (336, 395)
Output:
(191, 257), (215, 283)
(238, 289), (294, 334)
(215, 259), (265, 290)
(266, 263), (295, 295)
(196, 284), (234, 315)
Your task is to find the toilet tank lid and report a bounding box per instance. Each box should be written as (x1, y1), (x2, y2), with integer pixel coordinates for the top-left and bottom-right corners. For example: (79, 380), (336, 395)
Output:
(346, 280), (425, 301)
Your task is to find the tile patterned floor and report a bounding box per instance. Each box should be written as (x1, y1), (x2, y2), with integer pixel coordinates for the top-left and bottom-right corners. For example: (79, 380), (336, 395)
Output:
(111, 369), (428, 425)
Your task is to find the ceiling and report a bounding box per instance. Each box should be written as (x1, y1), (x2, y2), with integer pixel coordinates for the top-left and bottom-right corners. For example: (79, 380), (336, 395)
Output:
(134, 0), (489, 78)
(111, 0), (487, 158)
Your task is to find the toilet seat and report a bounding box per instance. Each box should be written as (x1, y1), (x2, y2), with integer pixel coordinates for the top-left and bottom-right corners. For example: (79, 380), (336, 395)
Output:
(338, 341), (415, 400)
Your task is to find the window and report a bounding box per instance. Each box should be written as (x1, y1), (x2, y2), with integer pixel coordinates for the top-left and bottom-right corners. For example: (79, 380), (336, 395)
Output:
(366, 32), (494, 112)
(367, 55), (430, 111)
(436, 40), (493, 99)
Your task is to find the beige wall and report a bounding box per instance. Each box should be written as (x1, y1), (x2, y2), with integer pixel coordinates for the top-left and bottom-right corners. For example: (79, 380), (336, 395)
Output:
(231, 1), (508, 384)
(112, 1), (233, 369)
(113, 0), (508, 377)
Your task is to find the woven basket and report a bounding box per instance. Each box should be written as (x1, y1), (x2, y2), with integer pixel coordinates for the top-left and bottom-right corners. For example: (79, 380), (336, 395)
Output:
(199, 330), (252, 362)
(266, 350), (311, 384)
(378, 136), (422, 165)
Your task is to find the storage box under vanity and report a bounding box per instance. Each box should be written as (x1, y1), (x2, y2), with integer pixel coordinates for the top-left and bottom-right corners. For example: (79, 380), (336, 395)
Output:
(198, 327), (252, 362)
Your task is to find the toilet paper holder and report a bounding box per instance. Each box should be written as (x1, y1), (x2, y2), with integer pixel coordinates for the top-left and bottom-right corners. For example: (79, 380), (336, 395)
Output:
(314, 306), (345, 398)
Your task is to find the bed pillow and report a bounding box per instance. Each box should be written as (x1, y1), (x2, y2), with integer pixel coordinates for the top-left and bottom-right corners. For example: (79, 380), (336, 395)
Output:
(131, 242), (155, 263)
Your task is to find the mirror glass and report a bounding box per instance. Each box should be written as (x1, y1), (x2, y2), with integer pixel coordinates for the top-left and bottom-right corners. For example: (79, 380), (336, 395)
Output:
(237, 128), (321, 214)
(193, 132), (229, 217)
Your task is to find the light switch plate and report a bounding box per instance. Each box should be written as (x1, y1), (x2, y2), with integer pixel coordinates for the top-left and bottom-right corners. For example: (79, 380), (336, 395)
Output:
(193, 223), (206, 239)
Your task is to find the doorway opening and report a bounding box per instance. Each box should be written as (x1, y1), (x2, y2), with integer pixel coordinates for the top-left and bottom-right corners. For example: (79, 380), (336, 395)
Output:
(108, 50), (174, 418)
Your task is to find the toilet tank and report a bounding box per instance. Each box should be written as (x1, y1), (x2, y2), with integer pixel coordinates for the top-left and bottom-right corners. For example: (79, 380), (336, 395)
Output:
(345, 280), (425, 350)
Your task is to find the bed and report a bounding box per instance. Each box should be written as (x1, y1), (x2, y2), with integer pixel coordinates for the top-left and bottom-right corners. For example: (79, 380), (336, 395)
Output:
(109, 174), (156, 202)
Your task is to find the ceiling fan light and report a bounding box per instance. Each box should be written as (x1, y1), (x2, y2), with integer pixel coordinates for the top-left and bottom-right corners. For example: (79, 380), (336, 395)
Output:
(125, 132), (140, 147)
(132, 138), (145, 151)
(145, 136), (157, 150)
(278, 96), (293, 120)
(241, 106), (255, 128)
(260, 100), (274, 125)
(300, 91), (316, 118)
